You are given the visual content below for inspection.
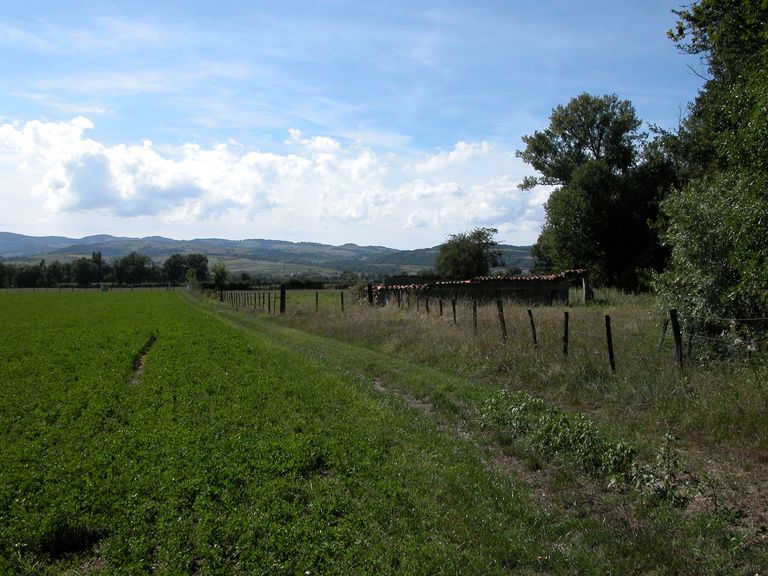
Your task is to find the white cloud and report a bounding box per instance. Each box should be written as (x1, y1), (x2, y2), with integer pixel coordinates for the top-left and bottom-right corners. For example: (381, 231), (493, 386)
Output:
(287, 129), (341, 154)
(0, 118), (392, 226)
(410, 141), (492, 173)
(0, 117), (544, 247)
(400, 176), (512, 228)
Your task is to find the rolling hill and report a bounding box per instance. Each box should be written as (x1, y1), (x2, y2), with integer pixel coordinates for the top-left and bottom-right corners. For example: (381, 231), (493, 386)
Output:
(0, 232), (533, 278)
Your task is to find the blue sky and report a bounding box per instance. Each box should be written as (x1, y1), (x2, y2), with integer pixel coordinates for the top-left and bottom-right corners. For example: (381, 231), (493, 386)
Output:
(0, 1), (703, 249)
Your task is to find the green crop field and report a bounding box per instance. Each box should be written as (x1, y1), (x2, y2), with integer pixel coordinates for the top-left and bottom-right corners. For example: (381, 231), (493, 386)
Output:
(1, 292), (765, 574)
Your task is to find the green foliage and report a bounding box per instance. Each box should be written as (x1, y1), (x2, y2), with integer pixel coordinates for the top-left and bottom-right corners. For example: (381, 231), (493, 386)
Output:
(520, 94), (676, 289)
(113, 251), (155, 285)
(161, 253), (188, 285)
(479, 390), (636, 480)
(162, 253), (210, 285)
(186, 253), (210, 282)
(72, 257), (98, 286)
(656, 170), (768, 326)
(669, 0), (768, 81)
(656, 0), (768, 326)
(212, 262), (227, 291)
(435, 227), (501, 279)
(517, 93), (642, 188)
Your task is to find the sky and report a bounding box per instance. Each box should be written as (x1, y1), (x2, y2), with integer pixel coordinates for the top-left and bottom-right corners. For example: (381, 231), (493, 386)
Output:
(0, 0), (704, 249)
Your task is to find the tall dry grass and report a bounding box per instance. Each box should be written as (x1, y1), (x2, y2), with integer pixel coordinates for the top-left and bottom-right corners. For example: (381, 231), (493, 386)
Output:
(257, 287), (767, 451)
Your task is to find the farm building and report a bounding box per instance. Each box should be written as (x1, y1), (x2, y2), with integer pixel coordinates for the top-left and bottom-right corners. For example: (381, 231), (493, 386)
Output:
(377, 270), (587, 305)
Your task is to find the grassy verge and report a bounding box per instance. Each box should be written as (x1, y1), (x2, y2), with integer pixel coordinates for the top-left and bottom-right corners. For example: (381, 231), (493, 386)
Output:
(192, 291), (767, 573)
(268, 288), (768, 452)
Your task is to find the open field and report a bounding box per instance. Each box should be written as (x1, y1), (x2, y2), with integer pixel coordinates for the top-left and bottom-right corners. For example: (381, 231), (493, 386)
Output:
(1, 291), (766, 574)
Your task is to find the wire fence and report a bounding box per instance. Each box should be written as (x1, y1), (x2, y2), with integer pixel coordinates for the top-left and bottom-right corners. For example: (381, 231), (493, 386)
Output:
(5, 285), (762, 375)
(215, 288), (766, 376)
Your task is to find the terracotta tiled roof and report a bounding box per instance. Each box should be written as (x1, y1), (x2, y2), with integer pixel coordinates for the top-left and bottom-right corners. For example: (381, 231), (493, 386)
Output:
(378, 269), (585, 291)
(475, 269), (586, 282)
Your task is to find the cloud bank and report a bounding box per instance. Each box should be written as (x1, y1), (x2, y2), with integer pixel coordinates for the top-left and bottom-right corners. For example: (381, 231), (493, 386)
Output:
(0, 117), (548, 247)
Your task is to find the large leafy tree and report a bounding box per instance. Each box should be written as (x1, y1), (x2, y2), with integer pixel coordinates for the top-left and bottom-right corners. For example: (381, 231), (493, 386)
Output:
(655, 0), (768, 326)
(186, 253), (210, 282)
(163, 254), (189, 285)
(435, 227), (502, 279)
(114, 252), (154, 286)
(163, 253), (210, 285)
(520, 93), (675, 289)
(518, 93), (642, 189)
(73, 257), (99, 286)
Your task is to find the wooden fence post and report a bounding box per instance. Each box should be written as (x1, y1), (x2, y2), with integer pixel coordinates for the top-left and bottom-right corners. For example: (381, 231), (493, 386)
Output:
(669, 308), (683, 372)
(425, 296), (430, 315)
(605, 314), (616, 373)
(563, 311), (569, 357)
(280, 287), (286, 314)
(438, 298), (443, 317)
(315, 291), (319, 313)
(367, 283), (374, 305)
(268, 292), (272, 314)
(452, 298), (457, 324)
(340, 291), (344, 313)
(527, 309), (538, 349)
(472, 300), (478, 335)
(497, 299), (508, 342)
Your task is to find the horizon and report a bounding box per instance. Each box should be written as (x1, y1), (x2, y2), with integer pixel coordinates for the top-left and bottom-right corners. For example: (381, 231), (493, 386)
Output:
(0, 1), (703, 250)
(0, 229), (532, 252)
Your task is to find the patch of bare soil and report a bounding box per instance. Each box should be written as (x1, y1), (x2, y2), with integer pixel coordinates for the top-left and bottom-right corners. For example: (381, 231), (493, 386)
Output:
(372, 378), (435, 414)
(130, 332), (157, 386)
(684, 443), (768, 546)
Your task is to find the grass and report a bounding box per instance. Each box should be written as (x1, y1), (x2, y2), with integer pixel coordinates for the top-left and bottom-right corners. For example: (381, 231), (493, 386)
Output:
(270, 287), (768, 452)
(1, 291), (766, 574)
(206, 289), (768, 572)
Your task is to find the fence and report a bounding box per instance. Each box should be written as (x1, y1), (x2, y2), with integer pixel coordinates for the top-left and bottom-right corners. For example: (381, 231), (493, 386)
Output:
(6, 285), (760, 375)
(215, 288), (765, 377)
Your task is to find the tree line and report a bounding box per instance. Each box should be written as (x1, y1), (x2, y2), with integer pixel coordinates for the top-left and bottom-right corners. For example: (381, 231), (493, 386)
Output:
(0, 252), (210, 288)
(513, 0), (766, 327)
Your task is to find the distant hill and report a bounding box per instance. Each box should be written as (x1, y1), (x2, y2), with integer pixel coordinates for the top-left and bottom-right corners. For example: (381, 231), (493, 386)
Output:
(0, 232), (533, 278)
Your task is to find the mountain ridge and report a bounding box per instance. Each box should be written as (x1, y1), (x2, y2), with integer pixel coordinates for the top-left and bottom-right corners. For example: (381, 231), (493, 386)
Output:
(0, 231), (533, 277)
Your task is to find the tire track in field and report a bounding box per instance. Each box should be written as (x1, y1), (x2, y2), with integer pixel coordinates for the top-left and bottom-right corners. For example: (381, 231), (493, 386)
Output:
(130, 331), (157, 386)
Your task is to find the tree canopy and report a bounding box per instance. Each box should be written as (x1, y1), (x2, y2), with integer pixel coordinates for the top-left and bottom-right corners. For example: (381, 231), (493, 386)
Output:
(517, 93), (643, 190)
(520, 93), (676, 290)
(655, 0), (768, 326)
(435, 228), (502, 279)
